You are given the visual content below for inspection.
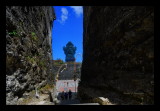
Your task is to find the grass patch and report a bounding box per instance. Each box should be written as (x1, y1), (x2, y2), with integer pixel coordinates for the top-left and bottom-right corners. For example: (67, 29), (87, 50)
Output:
(19, 90), (35, 105)
(54, 62), (64, 66)
(39, 84), (54, 93)
(21, 97), (32, 104)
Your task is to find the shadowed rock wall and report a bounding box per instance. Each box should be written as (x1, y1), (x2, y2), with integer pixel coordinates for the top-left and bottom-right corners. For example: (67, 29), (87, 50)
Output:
(79, 6), (154, 105)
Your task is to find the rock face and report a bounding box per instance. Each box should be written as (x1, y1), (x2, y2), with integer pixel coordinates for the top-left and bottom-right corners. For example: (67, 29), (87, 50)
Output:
(79, 6), (154, 104)
(6, 6), (55, 105)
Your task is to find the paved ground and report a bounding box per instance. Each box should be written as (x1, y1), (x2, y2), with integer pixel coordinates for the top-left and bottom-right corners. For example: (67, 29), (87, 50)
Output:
(69, 103), (99, 105)
(55, 80), (79, 105)
(55, 80), (99, 105)
(56, 80), (79, 93)
(58, 99), (80, 105)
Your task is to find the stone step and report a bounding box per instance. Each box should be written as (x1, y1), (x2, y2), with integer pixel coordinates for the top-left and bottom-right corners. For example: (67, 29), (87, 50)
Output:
(68, 103), (100, 105)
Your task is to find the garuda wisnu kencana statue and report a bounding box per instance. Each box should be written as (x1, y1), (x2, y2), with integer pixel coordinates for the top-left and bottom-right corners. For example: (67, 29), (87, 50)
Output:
(63, 41), (77, 62)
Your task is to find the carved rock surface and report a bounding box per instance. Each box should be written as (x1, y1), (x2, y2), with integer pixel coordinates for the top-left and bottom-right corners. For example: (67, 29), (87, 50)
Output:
(6, 6), (55, 105)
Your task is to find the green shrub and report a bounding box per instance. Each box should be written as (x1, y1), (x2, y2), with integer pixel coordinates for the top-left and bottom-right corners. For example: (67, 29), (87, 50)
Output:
(39, 60), (46, 67)
(31, 32), (38, 41)
(26, 56), (35, 63)
(40, 84), (54, 92)
(31, 32), (36, 36)
(9, 30), (18, 36)
(32, 36), (37, 41)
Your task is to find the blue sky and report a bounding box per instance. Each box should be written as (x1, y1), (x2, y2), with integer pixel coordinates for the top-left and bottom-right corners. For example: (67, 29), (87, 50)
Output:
(51, 6), (83, 62)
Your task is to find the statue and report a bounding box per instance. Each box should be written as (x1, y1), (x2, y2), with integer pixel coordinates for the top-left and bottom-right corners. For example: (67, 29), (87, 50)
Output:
(63, 41), (77, 62)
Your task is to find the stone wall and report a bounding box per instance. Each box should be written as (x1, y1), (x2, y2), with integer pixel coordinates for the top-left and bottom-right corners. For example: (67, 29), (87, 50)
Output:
(59, 63), (81, 80)
(6, 6), (55, 105)
(79, 6), (154, 104)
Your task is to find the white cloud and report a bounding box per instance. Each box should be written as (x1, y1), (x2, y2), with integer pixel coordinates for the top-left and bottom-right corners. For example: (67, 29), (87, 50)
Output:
(69, 6), (83, 17)
(58, 7), (68, 24)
